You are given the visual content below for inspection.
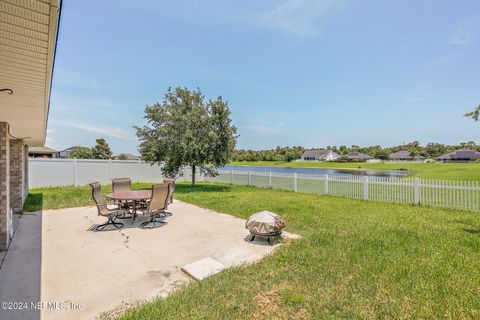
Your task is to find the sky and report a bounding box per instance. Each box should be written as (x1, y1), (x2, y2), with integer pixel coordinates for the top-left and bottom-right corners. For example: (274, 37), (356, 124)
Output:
(47, 0), (480, 154)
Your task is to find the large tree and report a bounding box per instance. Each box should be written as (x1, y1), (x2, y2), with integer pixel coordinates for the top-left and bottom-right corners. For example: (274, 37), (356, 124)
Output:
(136, 87), (238, 187)
(91, 138), (113, 159)
(69, 146), (93, 159)
(465, 104), (480, 121)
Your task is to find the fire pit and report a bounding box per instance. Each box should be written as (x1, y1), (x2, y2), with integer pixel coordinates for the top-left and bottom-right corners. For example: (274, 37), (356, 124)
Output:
(246, 211), (286, 245)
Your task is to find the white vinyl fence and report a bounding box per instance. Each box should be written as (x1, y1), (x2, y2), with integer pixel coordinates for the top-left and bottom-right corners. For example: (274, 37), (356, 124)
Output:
(28, 161), (480, 212)
(204, 170), (480, 212)
(29, 158), (164, 188)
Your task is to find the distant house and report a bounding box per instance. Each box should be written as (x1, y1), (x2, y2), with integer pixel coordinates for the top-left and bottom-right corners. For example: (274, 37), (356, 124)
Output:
(117, 153), (140, 160)
(389, 151), (413, 161)
(301, 150), (340, 161)
(57, 146), (80, 158)
(390, 151), (414, 161)
(346, 152), (373, 162)
(437, 148), (480, 162)
(390, 151), (425, 161)
(28, 146), (58, 158)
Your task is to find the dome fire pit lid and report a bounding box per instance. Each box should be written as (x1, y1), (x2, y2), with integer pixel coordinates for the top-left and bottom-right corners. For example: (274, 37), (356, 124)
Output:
(246, 211), (286, 245)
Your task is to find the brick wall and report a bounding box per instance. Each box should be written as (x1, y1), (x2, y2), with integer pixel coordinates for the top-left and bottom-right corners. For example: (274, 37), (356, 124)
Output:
(0, 122), (10, 251)
(9, 139), (25, 213)
(24, 144), (28, 201)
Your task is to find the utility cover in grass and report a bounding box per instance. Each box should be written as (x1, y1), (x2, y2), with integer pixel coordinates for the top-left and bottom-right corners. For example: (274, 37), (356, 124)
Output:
(181, 257), (226, 281)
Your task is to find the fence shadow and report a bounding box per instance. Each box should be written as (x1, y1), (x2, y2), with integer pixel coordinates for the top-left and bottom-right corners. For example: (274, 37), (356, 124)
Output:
(23, 192), (44, 212)
(176, 184), (232, 194)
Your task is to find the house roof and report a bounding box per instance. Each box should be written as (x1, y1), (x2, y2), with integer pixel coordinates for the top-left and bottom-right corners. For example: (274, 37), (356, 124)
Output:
(124, 153), (139, 160)
(389, 151), (413, 159)
(28, 146), (57, 154)
(302, 150), (336, 158)
(0, 0), (62, 146)
(59, 146), (79, 153)
(437, 152), (453, 160)
(437, 148), (480, 160)
(346, 152), (373, 160)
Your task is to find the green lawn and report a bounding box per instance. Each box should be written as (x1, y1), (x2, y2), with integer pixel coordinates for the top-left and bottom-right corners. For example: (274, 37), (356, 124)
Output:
(23, 183), (156, 212)
(25, 183), (480, 319)
(229, 161), (480, 181)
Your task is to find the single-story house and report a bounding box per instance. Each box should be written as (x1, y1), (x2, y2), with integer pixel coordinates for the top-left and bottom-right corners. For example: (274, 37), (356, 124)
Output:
(437, 148), (480, 162)
(346, 152), (373, 162)
(123, 153), (140, 160)
(301, 150), (340, 161)
(58, 146), (80, 158)
(0, 0), (61, 250)
(389, 151), (413, 161)
(28, 146), (58, 158)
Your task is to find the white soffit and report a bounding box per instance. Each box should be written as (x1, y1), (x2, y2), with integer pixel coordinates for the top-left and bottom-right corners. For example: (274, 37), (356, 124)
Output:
(0, 0), (61, 146)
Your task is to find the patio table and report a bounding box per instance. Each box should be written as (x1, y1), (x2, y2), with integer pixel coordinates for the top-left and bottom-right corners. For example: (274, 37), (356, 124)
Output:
(106, 190), (152, 221)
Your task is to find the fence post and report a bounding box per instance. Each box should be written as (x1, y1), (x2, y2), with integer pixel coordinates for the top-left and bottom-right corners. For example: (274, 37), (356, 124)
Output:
(414, 178), (420, 204)
(293, 173), (297, 192)
(248, 171), (251, 186)
(324, 175), (329, 194)
(184, 167), (188, 182)
(73, 158), (78, 186)
(269, 172), (272, 189)
(137, 159), (141, 182)
(230, 170), (234, 184)
(107, 159), (111, 180)
(363, 176), (369, 200)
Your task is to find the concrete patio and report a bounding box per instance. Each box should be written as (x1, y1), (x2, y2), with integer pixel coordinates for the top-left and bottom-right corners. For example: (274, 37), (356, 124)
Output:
(0, 200), (295, 320)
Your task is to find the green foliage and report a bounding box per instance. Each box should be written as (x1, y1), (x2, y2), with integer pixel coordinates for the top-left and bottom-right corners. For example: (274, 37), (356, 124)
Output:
(465, 104), (480, 121)
(425, 143), (447, 159)
(373, 149), (389, 160)
(235, 141), (480, 162)
(233, 146), (304, 162)
(136, 87), (238, 187)
(68, 146), (93, 159)
(91, 138), (113, 159)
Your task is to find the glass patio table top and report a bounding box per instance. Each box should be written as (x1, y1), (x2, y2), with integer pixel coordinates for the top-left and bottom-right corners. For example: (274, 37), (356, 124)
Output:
(106, 190), (152, 201)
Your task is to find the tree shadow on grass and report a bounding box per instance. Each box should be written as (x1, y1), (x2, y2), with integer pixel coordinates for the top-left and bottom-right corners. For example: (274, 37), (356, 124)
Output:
(23, 192), (43, 212)
(176, 183), (232, 194)
(463, 228), (480, 235)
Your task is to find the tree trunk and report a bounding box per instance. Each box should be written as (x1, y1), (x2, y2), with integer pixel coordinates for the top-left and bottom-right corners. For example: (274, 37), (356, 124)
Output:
(191, 165), (196, 188)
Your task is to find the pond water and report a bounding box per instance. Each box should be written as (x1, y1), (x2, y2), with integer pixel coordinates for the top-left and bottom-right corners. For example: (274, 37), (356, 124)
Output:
(220, 165), (409, 178)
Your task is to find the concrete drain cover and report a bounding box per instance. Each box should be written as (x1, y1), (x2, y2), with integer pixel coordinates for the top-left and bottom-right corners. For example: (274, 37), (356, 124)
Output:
(181, 257), (226, 281)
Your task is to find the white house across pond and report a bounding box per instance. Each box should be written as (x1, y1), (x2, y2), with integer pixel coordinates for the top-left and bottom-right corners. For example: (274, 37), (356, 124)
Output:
(300, 150), (340, 162)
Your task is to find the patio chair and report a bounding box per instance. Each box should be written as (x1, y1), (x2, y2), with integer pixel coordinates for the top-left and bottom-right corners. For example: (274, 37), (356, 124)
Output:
(140, 183), (170, 228)
(112, 177), (132, 193)
(112, 178), (133, 211)
(163, 177), (176, 206)
(89, 182), (125, 231)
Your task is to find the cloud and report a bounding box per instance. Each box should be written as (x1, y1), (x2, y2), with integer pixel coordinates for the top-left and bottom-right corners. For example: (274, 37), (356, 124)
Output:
(447, 22), (479, 46)
(448, 32), (472, 46)
(60, 121), (135, 141)
(45, 136), (57, 148)
(426, 53), (459, 67)
(244, 121), (285, 135)
(259, 0), (339, 36)
(396, 97), (425, 110)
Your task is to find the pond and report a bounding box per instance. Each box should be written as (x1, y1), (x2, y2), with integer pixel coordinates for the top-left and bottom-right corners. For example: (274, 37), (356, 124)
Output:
(220, 165), (409, 178)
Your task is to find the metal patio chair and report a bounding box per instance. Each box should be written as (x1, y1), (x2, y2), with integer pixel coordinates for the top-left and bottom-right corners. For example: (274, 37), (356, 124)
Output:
(140, 183), (170, 228)
(89, 182), (125, 231)
(112, 177), (132, 193)
(112, 177), (134, 212)
(163, 178), (176, 215)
